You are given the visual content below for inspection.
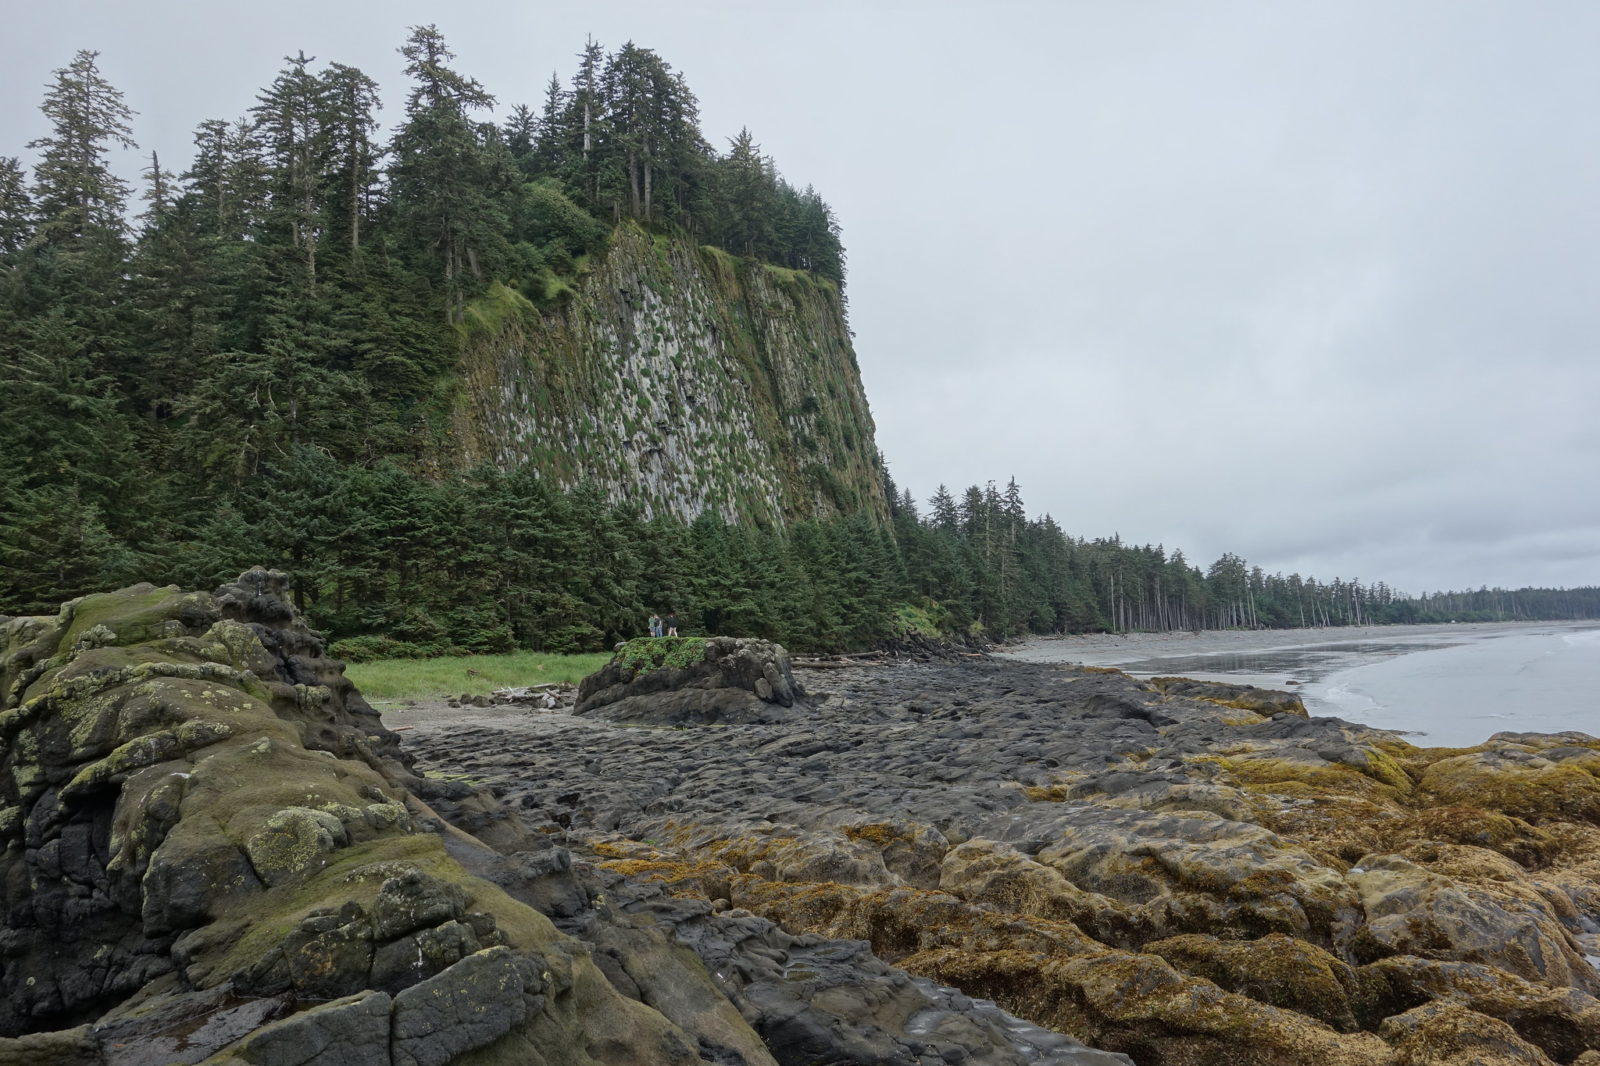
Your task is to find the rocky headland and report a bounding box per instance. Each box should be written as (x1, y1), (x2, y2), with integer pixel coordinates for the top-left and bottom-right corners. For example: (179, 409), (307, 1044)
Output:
(7, 577), (1600, 1066)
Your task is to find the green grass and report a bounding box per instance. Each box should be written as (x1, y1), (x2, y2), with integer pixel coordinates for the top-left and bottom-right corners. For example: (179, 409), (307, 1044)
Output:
(891, 599), (952, 638)
(458, 281), (537, 337)
(345, 650), (613, 701)
(759, 261), (833, 290)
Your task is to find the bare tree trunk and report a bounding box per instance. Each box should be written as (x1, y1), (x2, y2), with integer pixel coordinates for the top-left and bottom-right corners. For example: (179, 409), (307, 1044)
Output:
(350, 153), (361, 252)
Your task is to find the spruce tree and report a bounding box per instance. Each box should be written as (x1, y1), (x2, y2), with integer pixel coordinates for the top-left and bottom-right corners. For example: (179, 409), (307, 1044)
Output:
(317, 62), (382, 259)
(502, 104), (538, 172)
(530, 73), (569, 177)
(388, 25), (507, 314)
(0, 158), (31, 258)
(253, 52), (327, 284)
(563, 37), (606, 205)
(28, 51), (136, 252)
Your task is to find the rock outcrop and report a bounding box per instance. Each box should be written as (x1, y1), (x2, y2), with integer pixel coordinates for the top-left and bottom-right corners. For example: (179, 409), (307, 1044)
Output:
(405, 658), (1600, 1066)
(451, 224), (887, 525)
(576, 636), (807, 725)
(0, 572), (711, 1063)
(0, 579), (1134, 1066)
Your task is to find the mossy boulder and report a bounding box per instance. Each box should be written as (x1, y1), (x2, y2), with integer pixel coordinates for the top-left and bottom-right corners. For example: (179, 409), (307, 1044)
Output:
(0, 574), (763, 1065)
(1403, 806), (1556, 868)
(903, 946), (1395, 1066)
(1346, 855), (1600, 993)
(576, 635), (808, 724)
(1379, 1001), (1558, 1066)
(1143, 932), (1372, 1031)
(1363, 955), (1600, 1063)
(1151, 676), (1309, 717)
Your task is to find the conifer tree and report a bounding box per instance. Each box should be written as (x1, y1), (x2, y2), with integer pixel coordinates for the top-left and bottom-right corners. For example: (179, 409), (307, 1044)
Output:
(253, 52), (327, 284)
(318, 62), (382, 258)
(530, 72), (569, 177)
(502, 104), (538, 173)
(564, 37), (606, 204)
(0, 157), (32, 324)
(388, 25), (506, 313)
(185, 117), (268, 242)
(0, 158), (31, 259)
(28, 50), (136, 252)
(717, 128), (775, 256)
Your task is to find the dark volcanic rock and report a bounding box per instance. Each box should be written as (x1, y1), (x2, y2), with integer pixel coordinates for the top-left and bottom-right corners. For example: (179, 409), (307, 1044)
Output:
(585, 870), (1133, 1066)
(401, 657), (1600, 1066)
(576, 636), (809, 724)
(0, 576), (757, 1065)
(0, 578), (1140, 1066)
(1149, 675), (1309, 716)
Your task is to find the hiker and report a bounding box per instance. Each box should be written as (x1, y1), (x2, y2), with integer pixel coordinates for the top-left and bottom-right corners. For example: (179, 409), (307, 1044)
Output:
(665, 611), (679, 637)
(648, 612), (662, 637)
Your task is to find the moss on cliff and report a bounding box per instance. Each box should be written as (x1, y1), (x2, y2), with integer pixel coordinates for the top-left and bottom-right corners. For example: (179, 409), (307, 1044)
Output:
(449, 224), (886, 526)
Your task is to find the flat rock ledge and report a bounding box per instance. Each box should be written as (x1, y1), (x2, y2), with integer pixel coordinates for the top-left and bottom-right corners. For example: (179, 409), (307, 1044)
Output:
(576, 635), (809, 724)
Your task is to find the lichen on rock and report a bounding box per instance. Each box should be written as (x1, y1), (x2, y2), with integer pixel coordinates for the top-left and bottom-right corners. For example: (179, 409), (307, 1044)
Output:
(0, 574), (770, 1065)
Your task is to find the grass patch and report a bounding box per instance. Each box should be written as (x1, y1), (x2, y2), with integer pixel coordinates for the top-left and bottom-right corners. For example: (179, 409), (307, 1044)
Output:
(345, 650), (612, 701)
(759, 260), (835, 290)
(612, 636), (709, 677)
(458, 281), (537, 337)
(891, 600), (948, 637)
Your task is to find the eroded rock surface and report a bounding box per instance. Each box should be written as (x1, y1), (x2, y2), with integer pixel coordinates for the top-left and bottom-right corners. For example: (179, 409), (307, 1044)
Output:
(576, 636), (808, 725)
(0, 577), (715, 1064)
(0, 581), (1131, 1066)
(404, 658), (1600, 1066)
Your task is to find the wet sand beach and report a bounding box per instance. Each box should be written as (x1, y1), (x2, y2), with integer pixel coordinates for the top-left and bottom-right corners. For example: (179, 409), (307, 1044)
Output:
(1000, 620), (1600, 746)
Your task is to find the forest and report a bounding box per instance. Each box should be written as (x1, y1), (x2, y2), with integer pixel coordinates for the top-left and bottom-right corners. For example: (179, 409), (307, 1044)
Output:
(1, 31), (1595, 654)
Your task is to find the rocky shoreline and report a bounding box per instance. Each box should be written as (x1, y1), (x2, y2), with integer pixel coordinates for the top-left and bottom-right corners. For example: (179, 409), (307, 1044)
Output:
(6, 579), (1600, 1065)
(398, 655), (1600, 1066)
(0, 581), (1127, 1065)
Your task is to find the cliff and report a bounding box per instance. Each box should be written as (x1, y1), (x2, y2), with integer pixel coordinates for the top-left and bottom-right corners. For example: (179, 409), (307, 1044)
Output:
(448, 225), (888, 526)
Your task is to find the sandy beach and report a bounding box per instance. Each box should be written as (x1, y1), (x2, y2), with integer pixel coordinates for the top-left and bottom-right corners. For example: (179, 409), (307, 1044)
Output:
(996, 621), (1559, 670)
(1000, 620), (1600, 745)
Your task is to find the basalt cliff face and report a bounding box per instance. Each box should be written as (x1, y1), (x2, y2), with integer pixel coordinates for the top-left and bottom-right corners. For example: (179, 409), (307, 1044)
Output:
(447, 225), (887, 526)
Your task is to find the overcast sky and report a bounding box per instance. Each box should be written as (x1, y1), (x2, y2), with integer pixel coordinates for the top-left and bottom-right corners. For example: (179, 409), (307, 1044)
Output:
(6, 1), (1597, 595)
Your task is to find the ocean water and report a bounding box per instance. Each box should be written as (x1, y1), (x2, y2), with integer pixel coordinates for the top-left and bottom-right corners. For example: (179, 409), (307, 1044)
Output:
(1306, 626), (1600, 747)
(1006, 623), (1600, 748)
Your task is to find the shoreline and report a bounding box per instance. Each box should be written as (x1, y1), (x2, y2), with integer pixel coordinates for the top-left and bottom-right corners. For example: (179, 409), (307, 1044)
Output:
(390, 654), (1600, 1064)
(999, 619), (1600, 747)
(996, 618), (1600, 668)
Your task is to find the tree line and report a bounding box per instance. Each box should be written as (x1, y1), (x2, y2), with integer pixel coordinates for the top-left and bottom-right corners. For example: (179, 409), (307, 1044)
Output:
(1, 38), (1593, 652)
(5, 439), (1592, 656)
(0, 32), (843, 618)
(883, 474), (1599, 637)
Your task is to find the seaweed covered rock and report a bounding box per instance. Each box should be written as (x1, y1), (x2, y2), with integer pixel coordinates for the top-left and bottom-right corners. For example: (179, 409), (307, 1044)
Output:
(1415, 737), (1600, 825)
(576, 635), (808, 724)
(403, 657), (1600, 1066)
(1150, 676), (1309, 717)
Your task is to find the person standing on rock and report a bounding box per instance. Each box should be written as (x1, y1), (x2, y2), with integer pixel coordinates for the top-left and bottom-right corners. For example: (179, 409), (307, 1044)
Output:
(649, 612), (663, 637)
(666, 611), (679, 637)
